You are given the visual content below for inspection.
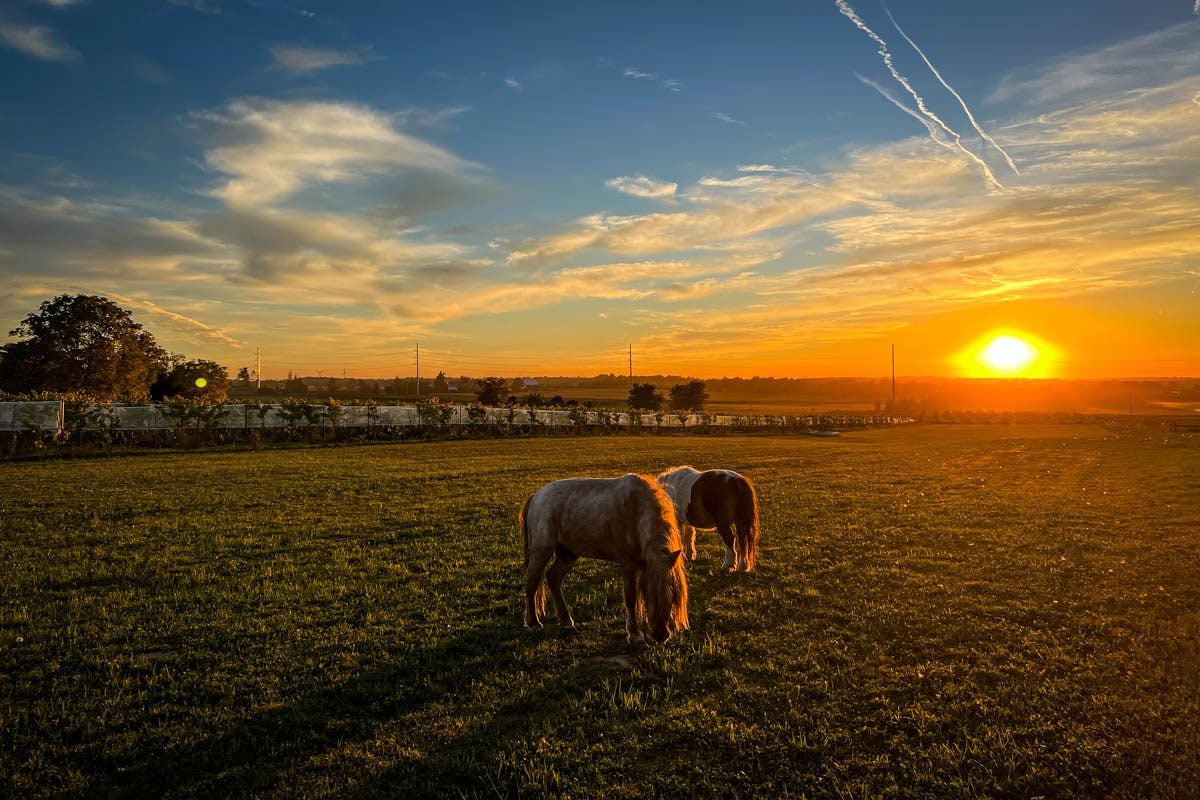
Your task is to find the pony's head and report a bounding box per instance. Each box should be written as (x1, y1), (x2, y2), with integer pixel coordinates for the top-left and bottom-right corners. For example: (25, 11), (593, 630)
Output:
(637, 478), (690, 643)
(640, 546), (689, 643)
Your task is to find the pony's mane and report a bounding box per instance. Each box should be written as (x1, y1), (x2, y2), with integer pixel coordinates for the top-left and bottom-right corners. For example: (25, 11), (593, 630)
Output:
(631, 474), (689, 630)
(656, 465), (697, 483)
(631, 474), (683, 549)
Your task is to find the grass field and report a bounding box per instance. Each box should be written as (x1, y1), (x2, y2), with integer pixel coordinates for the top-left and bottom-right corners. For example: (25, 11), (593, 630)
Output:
(3, 426), (1199, 798)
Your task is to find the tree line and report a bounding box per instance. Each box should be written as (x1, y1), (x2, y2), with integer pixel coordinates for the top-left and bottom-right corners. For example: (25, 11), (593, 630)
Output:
(0, 295), (229, 402)
(1, 295), (714, 411)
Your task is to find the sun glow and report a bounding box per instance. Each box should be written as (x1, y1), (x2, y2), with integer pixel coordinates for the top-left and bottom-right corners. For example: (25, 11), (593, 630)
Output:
(981, 336), (1036, 373)
(958, 331), (1057, 378)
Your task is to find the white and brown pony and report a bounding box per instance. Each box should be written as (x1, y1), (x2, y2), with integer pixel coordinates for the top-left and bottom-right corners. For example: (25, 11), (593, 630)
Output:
(520, 474), (689, 644)
(657, 466), (760, 572)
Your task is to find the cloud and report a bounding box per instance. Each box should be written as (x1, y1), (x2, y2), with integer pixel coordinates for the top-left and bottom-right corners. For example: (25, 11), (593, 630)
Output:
(0, 22), (80, 62)
(989, 21), (1199, 106)
(270, 44), (376, 73)
(622, 65), (682, 92)
(712, 112), (747, 126)
(504, 76), (521, 89)
(37, 0), (82, 7)
(194, 98), (476, 207)
(605, 174), (678, 200)
(129, 54), (171, 84)
(104, 293), (243, 347)
(167, 0), (221, 13)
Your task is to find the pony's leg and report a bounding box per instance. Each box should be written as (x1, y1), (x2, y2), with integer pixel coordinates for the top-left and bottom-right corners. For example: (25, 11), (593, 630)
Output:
(545, 550), (578, 631)
(621, 563), (646, 645)
(716, 521), (737, 571)
(685, 523), (697, 561)
(523, 550), (552, 629)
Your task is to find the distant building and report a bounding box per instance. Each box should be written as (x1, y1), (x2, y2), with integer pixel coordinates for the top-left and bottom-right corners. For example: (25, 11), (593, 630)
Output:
(521, 378), (540, 389)
(447, 382), (459, 392)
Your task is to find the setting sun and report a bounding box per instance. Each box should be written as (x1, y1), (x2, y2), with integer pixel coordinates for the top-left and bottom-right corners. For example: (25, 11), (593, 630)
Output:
(958, 330), (1058, 378)
(980, 335), (1037, 374)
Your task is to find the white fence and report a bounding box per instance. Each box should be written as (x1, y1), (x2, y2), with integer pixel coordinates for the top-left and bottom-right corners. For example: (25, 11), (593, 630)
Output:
(0, 401), (63, 431)
(0, 400), (903, 433)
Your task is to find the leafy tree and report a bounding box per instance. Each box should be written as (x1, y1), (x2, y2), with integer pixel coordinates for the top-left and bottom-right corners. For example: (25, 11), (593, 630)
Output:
(0, 294), (168, 401)
(432, 371), (449, 393)
(669, 379), (709, 411)
(151, 359), (230, 402)
(522, 393), (545, 408)
(628, 382), (664, 411)
(237, 367), (251, 384)
(475, 376), (509, 406)
(509, 378), (525, 395)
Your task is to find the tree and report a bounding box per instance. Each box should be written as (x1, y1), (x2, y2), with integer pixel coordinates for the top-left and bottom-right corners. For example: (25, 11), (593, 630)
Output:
(669, 380), (709, 411)
(628, 382), (664, 411)
(237, 367), (251, 384)
(475, 376), (509, 406)
(509, 378), (525, 395)
(0, 294), (169, 402)
(151, 359), (231, 402)
(432, 371), (449, 393)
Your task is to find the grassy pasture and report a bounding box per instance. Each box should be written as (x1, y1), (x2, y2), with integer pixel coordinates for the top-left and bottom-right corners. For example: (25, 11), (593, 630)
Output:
(2, 426), (1199, 798)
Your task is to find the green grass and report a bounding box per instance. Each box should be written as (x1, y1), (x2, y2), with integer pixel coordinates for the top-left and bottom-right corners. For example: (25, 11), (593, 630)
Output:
(2, 426), (1199, 798)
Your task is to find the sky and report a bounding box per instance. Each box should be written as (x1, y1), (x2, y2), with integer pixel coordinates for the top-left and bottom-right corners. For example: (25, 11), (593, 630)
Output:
(1, 0), (1198, 381)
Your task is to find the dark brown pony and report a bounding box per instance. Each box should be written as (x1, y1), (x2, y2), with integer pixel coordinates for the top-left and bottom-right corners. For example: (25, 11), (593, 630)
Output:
(657, 466), (760, 571)
(521, 474), (689, 644)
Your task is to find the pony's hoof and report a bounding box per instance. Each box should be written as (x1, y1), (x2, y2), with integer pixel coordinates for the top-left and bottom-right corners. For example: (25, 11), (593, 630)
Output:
(559, 624), (579, 636)
(524, 620), (544, 630)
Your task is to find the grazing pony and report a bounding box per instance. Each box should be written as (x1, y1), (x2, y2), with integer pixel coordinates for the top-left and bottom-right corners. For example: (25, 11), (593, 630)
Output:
(657, 466), (760, 572)
(521, 474), (689, 644)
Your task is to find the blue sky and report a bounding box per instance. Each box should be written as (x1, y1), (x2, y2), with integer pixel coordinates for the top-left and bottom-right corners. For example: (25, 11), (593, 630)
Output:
(2, 0), (1198, 379)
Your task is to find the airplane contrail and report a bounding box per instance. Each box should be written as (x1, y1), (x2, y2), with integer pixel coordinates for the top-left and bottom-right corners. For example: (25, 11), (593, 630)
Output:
(856, 73), (1003, 192)
(837, 0), (1002, 191)
(882, 3), (1019, 174)
(835, 1), (960, 141)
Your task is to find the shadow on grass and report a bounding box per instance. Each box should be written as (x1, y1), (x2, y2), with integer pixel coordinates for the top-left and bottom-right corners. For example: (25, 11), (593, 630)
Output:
(95, 612), (610, 799)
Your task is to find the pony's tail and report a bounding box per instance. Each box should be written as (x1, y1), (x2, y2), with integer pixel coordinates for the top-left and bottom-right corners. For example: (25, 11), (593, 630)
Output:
(519, 494), (546, 616)
(735, 476), (760, 571)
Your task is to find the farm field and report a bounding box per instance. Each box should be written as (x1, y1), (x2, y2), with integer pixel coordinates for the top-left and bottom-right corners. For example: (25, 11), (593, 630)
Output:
(2, 426), (1199, 798)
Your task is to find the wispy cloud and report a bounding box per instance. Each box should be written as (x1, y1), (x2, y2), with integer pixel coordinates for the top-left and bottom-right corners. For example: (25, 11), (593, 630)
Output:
(394, 105), (471, 129)
(504, 76), (521, 89)
(129, 54), (171, 84)
(167, 0), (221, 13)
(105, 293), (243, 347)
(623, 66), (682, 92)
(712, 112), (747, 126)
(605, 174), (678, 201)
(0, 22), (81, 62)
(270, 44), (376, 74)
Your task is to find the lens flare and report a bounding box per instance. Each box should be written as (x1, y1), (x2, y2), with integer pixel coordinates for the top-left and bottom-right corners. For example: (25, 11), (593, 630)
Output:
(195, 377), (208, 388)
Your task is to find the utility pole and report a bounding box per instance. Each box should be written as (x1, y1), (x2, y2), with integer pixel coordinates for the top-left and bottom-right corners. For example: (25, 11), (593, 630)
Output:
(416, 342), (420, 398)
(629, 344), (633, 389)
(891, 344), (896, 408)
(255, 346), (261, 390)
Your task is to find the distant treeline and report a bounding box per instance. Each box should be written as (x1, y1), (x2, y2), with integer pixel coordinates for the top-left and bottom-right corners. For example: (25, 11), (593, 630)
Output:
(249, 374), (1200, 416)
